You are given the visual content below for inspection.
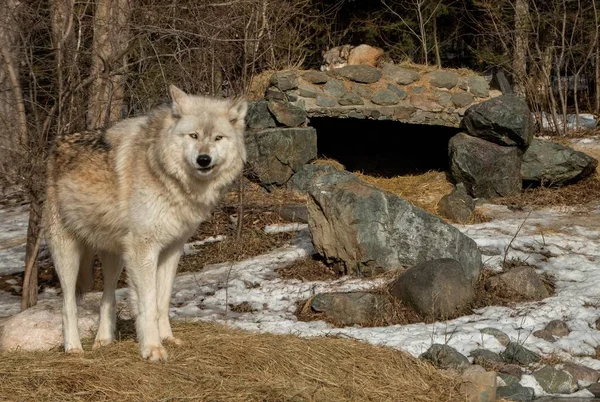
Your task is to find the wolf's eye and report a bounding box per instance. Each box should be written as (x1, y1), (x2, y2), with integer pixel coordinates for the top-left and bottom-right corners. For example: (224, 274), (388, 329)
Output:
(215, 135), (223, 141)
(189, 133), (198, 139)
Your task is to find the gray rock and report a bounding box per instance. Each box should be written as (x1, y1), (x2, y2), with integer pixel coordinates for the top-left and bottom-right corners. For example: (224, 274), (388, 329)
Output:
(267, 100), (306, 127)
(497, 383), (535, 401)
(387, 84), (407, 100)
(265, 88), (286, 101)
(586, 382), (600, 397)
(412, 87), (425, 93)
(270, 71), (298, 91)
(545, 320), (570, 337)
(302, 71), (328, 84)
(521, 139), (598, 187)
(298, 82), (322, 98)
(246, 100), (276, 129)
(335, 65), (382, 84)
(437, 183), (475, 224)
(420, 344), (470, 370)
(389, 259), (474, 319)
(323, 79), (347, 98)
(460, 369), (497, 402)
(533, 329), (556, 342)
(382, 64), (419, 85)
(371, 89), (400, 106)
(277, 204), (308, 223)
(533, 365), (577, 394)
(498, 364), (524, 379)
(563, 363), (600, 386)
(411, 94), (443, 111)
(462, 95), (534, 149)
(352, 83), (374, 99)
(436, 92), (452, 107)
(315, 95), (338, 107)
(338, 92), (364, 106)
(246, 127), (317, 187)
(449, 133), (522, 198)
(481, 328), (511, 346)
(427, 71), (459, 89)
(289, 164), (338, 194)
(452, 93), (475, 108)
(348, 111), (366, 119)
(467, 76), (490, 97)
(486, 266), (550, 300)
(307, 172), (482, 280)
(471, 349), (503, 364)
(498, 373), (521, 387)
(310, 292), (391, 326)
(500, 342), (541, 365)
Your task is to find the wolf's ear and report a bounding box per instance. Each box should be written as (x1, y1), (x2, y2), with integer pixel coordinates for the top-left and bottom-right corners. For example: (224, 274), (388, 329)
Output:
(169, 85), (188, 118)
(228, 99), (248, 128)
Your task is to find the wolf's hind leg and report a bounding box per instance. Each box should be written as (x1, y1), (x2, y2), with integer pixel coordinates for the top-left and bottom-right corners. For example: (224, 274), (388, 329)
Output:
(93, 251), (123, 349)
(157, 244), (183, 345)
(48, 234), (85, 354)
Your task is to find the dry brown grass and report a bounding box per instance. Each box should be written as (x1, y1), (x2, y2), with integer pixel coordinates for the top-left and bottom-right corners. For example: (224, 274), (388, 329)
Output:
(276, 257), (339, 281)
(500, 175), (600, 209)
(355, 170), (453, 215)
(0, 321), (462, 402)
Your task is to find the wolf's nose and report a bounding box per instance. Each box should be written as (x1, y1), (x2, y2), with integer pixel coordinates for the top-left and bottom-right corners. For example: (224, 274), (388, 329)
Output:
(196, 154), (212, 167)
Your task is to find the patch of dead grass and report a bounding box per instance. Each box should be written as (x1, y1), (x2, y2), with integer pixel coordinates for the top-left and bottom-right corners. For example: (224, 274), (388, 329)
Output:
(355, 170), (453, 215)
(276, 257), (339, 282)
(499, 175), (600, 209)
(0, 321), (462, 402)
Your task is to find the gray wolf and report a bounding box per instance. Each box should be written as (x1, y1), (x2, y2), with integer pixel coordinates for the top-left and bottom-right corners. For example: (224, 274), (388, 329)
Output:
(44, 85), (247, 361)
(321, 44), (385, 71)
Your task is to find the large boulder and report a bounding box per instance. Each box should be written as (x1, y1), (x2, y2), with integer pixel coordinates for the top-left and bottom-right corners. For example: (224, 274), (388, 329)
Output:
(309, 292), (392, 326)
(246, 127), (317, 187)
(420, 344), (470, 370)
(462, 95), (533, 149)
(437, 183), (475, 224)
(246, 100), (276, 129)
(389, 258), (475, 319)
(449, 133), (522, 198)
(0, 298), (98, 351)
(306, 171), (482, 280)
(267, 100), (306, 127)
(485, 266), (550, 301)
(521, 139), (598, 187)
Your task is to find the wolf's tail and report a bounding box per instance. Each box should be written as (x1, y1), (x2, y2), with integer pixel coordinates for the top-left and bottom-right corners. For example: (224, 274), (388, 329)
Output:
(76, 247), (95, 301)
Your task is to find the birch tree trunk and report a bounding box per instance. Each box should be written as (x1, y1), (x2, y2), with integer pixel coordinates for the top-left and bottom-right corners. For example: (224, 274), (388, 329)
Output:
(513, 0), (529, 95)
(87, 0), (132, 129)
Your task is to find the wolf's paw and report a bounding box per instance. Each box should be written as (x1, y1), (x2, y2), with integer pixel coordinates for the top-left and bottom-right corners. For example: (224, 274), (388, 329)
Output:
(65, 346), (84, 355)
(92, 338), (114, 350)
(163, 336), (183, 346)
(142, 345), (168, 362)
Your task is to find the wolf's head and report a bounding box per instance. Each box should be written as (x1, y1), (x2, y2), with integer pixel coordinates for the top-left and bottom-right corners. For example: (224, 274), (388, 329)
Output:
(158, 85), (247, 184)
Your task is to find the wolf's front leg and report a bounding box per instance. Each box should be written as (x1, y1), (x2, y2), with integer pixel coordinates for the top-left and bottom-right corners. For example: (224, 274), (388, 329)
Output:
(124, 240), (167, 362)
(157, 244), (184, 345)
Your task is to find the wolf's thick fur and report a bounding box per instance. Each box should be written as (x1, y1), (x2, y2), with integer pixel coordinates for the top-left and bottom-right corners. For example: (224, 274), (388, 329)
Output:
(44, 86), (247, 361)
(321, 44), (385, 71)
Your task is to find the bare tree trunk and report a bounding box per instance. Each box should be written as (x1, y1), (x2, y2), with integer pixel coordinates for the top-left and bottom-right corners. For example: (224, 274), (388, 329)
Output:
(88, 0), (132, 129)
(21, 200), (42, 310)
(513, 0), (529, 95)
(433, 16), (441, 67)
(596, 48), (600, 116)
(0, 0), (26, 170)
